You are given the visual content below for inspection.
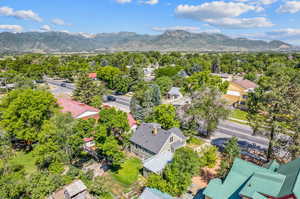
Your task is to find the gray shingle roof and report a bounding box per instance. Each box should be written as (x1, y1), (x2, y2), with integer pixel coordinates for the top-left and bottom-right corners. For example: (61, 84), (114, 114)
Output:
(143, 151), (174, 174)
(130, 123), (185, 154)
(65, 180), (87, 197)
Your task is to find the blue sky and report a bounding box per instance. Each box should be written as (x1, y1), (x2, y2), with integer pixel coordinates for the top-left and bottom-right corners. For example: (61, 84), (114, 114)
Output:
(1, 0), (300, 44)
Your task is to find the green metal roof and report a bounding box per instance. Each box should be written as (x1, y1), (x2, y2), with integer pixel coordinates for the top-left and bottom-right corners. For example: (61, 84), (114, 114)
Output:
(264, 160), (280, 171)
(277, 158), (300, 198)
(204, 157), (300, 199)
(203, 158), (274, 199)
(239, 172), (286, 198)
(252, 192), (268, 199)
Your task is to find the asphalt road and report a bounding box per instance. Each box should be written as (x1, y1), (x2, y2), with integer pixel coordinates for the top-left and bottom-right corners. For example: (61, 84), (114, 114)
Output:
(215, 120), (269, 148)
(45, 79), (268, 148)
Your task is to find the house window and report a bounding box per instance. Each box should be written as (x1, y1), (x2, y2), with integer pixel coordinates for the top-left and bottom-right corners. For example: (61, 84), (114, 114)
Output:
(170, 136), (174, 143)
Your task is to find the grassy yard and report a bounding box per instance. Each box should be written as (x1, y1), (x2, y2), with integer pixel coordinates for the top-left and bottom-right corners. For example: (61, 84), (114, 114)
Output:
(230, 109), (248, 121)
(9, 151), (37, 176)
(187, 137), (205, 146)
(112, 157), (142, 186)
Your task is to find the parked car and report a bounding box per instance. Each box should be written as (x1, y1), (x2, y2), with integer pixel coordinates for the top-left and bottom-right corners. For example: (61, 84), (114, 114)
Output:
(107, 95), (116, 101)
(211, 138), (249, 152)
(115, 91), (125, 95)
(60, 83), (66, 87)
(211, 138), (267, 162)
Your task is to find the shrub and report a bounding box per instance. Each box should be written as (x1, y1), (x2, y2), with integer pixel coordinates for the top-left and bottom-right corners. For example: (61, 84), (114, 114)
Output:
(199, 146), (218, 168)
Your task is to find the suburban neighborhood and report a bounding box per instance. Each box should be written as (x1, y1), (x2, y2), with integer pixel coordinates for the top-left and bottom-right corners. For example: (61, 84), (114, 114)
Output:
(0, 51), (299, 199)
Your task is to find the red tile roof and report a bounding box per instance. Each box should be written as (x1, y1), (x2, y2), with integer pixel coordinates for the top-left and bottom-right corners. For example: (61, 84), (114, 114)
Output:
(128, 113), (137, 128)
(57, 98), (99, 118)
(233, 79), (257, 89)
(88, 73), (97, 79)
(83, 137), (94, 142)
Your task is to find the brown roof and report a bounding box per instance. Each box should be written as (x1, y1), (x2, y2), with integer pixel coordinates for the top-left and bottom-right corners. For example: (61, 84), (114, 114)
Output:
(233, 79), (257, 89)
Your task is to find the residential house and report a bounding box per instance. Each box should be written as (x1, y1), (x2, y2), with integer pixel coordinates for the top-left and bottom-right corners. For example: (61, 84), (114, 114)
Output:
(48, 180), (91, 199)
(83, 137), (96, 150)
(203, 157), (300, 199)
(142, 151), (173, 176)
(130, 123), (186, 160)
(88, 73), (97, 80)
(223, 79), (257, 106)
(57, 98), (99, 120)
(168, 87), (183, 101)
(128, 113), (138, 131)
(139, 187), (175, 199)
(64, 180), (90, 199)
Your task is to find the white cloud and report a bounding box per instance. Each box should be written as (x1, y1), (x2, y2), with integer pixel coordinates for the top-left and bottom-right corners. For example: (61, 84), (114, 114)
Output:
(175, 1), (262, 20)
(52, 18), (71, 26)
(267, 28), (300, 38)
(205, 17), (274, 28)
(174, 1), (274, 29)
(0, 24), (23, 32)
(0, 6), (42, 22)
(239, 28), (300, 43)
(116, 0), (132, 3)
(277, 1), (300, 13)
(144, 0), (159, 5)
(40, 25), (51, 31)
(258, 0), (277, 5)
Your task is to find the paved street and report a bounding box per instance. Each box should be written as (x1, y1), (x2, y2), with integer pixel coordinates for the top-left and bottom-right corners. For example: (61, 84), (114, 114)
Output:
(214, 120), (269, 148)
(103, 95), (131, 113)
(45, 78), (268, 148)
(45, 78), (132, 112)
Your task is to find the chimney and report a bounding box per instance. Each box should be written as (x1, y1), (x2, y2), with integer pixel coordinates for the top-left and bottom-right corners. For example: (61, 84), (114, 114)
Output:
(152, 127), (158, 135)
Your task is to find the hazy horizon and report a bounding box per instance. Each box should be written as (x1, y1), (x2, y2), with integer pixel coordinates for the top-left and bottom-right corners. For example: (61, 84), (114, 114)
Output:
(1, 0), (300, 44)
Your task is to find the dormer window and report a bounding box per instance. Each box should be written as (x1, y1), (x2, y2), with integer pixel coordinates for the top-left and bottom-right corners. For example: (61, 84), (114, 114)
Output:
(170, 136), (174, 143)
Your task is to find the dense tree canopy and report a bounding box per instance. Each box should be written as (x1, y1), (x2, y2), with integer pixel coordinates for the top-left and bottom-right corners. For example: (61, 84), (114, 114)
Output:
(146, 104), (180, 129)
(181, 88), (230, 138)
(0, 88), (57, 146)
(147, 147), (201, 196)
(73, 73), (105, 107)
(184, 71), (229, 93)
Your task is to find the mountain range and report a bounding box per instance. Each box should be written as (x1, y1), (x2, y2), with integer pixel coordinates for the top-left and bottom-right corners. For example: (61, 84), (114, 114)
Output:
(0, 30), (293, 53)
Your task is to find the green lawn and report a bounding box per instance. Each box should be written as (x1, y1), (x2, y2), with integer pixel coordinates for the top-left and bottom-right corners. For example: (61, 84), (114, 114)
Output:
(9, 151), (37, 176)
(112, 157), (142, 186)
(187, 137), (205, 146)
(230, 109), (248, 121)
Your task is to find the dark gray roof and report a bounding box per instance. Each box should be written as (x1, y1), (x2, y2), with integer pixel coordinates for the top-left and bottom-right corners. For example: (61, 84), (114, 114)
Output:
(130, 123), (185, 154)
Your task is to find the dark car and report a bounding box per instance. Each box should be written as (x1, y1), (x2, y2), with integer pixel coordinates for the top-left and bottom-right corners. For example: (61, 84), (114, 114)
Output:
(60, 83), (67, 87)
(211, 138), (267, 162)
(211, 138), (249, 151)
(107, 95), (116, 101)
(115, 91), (125, 95)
